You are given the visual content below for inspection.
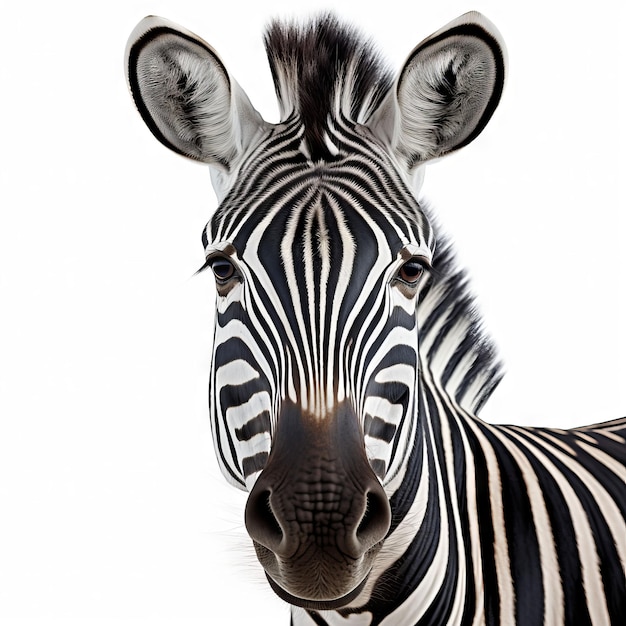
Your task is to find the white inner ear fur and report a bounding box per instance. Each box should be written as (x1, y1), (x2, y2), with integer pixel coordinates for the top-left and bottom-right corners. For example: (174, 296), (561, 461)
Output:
(126, 16), (267, 198)
(366, 12), (506, 176)
(135, 34), (237, 164)
(396, 35), (498, 163)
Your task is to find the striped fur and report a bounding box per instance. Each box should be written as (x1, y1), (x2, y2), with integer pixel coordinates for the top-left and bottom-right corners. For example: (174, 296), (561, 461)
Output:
(125, 12), (626, 625)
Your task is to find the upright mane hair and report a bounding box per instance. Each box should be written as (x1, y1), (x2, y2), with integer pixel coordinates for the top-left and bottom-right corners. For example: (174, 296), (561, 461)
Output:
(264, 13), (393, 160)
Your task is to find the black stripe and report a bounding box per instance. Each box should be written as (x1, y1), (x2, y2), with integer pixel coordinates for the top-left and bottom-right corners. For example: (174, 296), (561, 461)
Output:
(235, 412), (271, 442)
(242, 452), (269, 477)
(364, 414), (397, 443)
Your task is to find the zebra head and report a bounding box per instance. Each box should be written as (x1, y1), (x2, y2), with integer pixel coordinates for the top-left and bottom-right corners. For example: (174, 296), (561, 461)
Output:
(126, 12), (506, 610)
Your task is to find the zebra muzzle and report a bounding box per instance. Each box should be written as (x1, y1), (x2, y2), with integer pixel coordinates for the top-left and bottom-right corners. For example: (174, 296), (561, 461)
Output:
(244, 401), (391, 607)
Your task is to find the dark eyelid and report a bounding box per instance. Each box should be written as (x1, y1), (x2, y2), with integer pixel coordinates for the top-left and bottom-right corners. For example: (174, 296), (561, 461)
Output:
(408, 255), (432, 270)
(195, 251), (235, 276)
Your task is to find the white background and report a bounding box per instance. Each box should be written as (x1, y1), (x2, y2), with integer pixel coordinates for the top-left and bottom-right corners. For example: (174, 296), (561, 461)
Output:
(0, 0), (624, 624)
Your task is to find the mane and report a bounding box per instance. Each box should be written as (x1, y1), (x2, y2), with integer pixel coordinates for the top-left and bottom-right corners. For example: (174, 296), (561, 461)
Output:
(264, 13), (393, 160)
(418, 218), (504, 414)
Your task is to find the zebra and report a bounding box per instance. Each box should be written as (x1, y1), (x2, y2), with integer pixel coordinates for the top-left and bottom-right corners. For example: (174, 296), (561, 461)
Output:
(125, 11), (626, 625)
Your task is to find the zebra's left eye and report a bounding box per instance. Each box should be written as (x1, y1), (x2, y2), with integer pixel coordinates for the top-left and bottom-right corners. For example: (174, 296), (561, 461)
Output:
(398, 259), (426, 285)
(210, 257), (236, 283)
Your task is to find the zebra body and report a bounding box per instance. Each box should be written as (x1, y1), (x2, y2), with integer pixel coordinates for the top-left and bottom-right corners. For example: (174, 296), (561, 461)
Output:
(125, 12), (626, 625)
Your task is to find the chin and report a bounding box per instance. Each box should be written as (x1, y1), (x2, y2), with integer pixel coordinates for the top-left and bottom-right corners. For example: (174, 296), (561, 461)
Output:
(265, 571), (371, 610)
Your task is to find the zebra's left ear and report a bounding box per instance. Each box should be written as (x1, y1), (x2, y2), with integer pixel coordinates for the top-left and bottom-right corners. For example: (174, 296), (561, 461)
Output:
(369, 12), (506, 169)
(125, 16), (266, 192)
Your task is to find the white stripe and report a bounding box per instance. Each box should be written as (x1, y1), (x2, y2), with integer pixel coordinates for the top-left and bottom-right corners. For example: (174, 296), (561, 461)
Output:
(374, 363), (415, 385)
(215, 359), (259, 387)
(225, 391), (271, 430)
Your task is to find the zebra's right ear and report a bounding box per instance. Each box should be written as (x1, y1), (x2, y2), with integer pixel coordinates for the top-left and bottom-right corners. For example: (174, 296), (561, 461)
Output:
(369, 12), (506, 171)
(125, 16), (266, 178)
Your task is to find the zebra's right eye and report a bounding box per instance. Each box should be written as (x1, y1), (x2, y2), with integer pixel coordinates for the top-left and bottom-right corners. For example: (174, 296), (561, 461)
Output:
(210, 258), (236, 283)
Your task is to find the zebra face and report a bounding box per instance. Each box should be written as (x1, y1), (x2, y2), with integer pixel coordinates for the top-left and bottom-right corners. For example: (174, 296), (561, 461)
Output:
(126, 10), (505, 610)
(205, 150), (434, 483)
(204, 155), (432, 606)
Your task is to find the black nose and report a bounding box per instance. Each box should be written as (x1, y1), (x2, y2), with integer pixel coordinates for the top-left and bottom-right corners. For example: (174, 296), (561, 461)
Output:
(245, 470), (390, 559)
(244, 401), (391, 561)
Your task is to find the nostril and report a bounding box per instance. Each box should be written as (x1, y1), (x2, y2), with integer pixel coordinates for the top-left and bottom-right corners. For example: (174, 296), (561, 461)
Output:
(245, 488), (283, 551)
(259, 490), (283, 539)
(356, 488), (391, 550)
